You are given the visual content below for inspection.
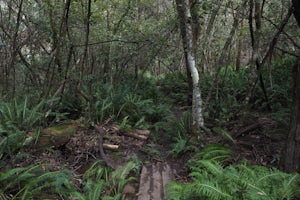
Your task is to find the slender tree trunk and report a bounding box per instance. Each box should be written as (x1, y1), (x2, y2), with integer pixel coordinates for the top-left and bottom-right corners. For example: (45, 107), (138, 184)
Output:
(204, 15), (240, 110)
(244, 0), (271, 110)
(235, 8), (245, 71)
(175, 0), (193, 105)
(8, 0), (23, 98)
(202, 1), (222, 72)
(175, 0), (204, 135)
(77, 0), (93, 104)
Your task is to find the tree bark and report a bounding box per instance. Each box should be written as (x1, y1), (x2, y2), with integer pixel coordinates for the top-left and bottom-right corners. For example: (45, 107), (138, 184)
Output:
(175, 0), (204, 135)
(281, 58), (300, 173)
(281, 0), (300, 173)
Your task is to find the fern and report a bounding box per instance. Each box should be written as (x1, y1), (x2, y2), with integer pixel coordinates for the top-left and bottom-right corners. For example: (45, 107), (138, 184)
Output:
(167, 145), (300, 200)
(0, 97), (44, 131)
(189, 144), (232, 163)
(84, 160), (112, 181)
(0, 97), (46, 157)
(81, 179), (106, 200)
(80, 157), (141, 200)
(0, 164), (77, 199)
(191, 182), (232, 200)
(167, 182), (185, 200)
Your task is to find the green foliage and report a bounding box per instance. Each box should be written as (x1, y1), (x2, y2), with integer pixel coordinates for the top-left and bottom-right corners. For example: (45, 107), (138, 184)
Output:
(212, 127), (234, 143)
(159, 72), (189, 105)
(0, 157), (142, 200)
(58, 87), (83, 120)
(174, 111), (192, 136)
(167, 111), (194, 157)
(253, 57), (295, 111)
(0, 164), (77, 199)
(167, 145), (300, 200)
(77, 156), (141, 200)
(90, 80), (171, 128)
(189, 144), (232, 163)
(0, 97), (46, 157)
(109, 155), (141, 195)
(202, 65), (248, 119)
(200, 57), (295, 123)
(0, 97), (44, 131)
(169, 136), (188, 157)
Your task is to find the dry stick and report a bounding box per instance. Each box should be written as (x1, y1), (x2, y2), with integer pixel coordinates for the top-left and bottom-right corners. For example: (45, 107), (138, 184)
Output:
(122, 132), (148, 141)
(103, 144), (119, 150)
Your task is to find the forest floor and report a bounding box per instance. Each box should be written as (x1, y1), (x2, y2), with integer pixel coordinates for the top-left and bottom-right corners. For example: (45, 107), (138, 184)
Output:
(1, 110), (286, 199)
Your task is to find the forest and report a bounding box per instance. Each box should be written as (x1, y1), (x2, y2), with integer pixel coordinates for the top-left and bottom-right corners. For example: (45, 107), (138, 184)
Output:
(0, 0), (300, 199)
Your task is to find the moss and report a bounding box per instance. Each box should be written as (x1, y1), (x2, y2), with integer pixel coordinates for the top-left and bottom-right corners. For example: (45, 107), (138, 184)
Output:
(35, 124), (78, 148)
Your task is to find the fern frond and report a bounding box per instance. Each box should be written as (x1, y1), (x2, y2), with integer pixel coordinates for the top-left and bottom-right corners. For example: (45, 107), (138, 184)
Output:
(111, 156), (141, 184)
(84, 160), (112, 181)
(87, 180), (105, 200)
(194, 144), (232, 163)
(191, 160), (223, 175)
(187, 182), (232, 200)
(167, 181), (185, 200)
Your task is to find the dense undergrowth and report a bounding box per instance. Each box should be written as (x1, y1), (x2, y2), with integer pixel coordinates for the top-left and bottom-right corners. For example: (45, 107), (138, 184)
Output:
(0, 57), (299, 199)
(168, 145), (299, 200)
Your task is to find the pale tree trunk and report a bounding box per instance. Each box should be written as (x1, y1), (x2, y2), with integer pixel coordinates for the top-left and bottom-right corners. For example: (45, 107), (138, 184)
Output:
(175, 0), (204, 135)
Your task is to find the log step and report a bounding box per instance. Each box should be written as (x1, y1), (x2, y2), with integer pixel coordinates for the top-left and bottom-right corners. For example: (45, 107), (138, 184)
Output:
(137, 162), (173, 200)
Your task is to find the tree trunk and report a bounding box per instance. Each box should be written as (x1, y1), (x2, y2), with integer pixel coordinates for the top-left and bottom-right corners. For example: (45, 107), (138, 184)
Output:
(204, 15), (240, 110)
(244, 0), (271, 111)
(235, 9), (245, 71)
(281, 59), (300, 173)
(8, 0), (23, 98)
(281, 0), (300, 173)
(175, 0), (204, 135)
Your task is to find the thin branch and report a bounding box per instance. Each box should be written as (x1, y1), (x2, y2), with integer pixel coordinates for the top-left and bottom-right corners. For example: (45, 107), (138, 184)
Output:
(263, 15), (300, 50)
(261, 5), (294, 66)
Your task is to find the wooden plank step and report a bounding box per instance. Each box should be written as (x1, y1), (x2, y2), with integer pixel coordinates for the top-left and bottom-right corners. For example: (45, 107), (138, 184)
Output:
(137, 162), (173, 200)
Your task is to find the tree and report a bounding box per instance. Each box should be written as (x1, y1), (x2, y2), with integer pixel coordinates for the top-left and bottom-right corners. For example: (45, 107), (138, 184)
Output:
(281, 0), (300, 173)
(175, 0), (204, 136)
